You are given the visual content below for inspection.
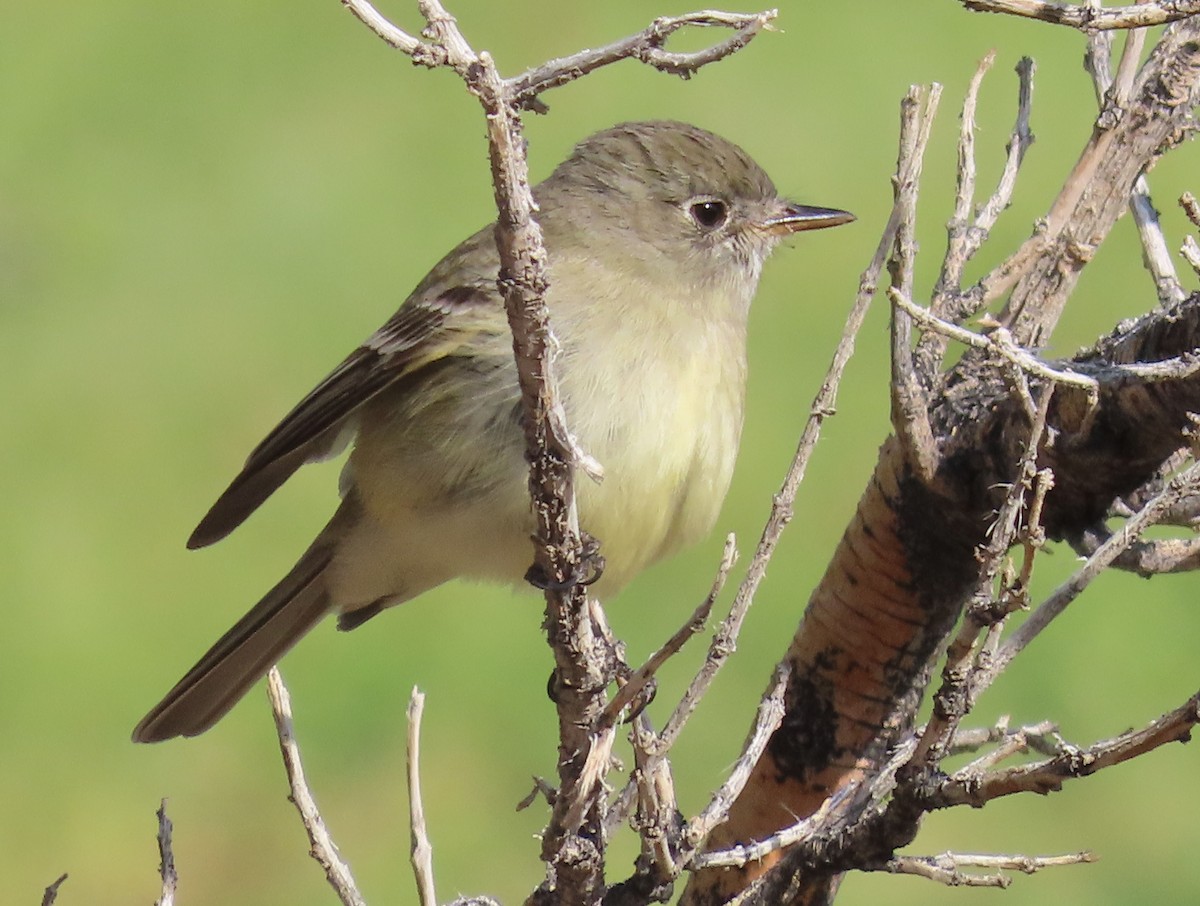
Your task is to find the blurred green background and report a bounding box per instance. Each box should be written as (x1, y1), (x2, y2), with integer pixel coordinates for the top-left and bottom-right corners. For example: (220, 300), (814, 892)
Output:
(4, 2), (1200, 904)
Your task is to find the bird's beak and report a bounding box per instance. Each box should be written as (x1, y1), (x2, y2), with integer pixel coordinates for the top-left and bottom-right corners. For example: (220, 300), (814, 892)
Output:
(762, 202), (856, 236)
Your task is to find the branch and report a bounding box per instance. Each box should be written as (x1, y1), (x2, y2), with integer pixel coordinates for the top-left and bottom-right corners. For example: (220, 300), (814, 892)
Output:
(928, 691), (1200, 807)
(267, 668), (367, 906)
(407, 689), (437, 906)
(960, 0), (1200, 29)
(882, 850), (1096, 887)
(601, 534), (738, 728)
(998, 17), (1200, 345)
(40, 875), (67, 906)
(155, 801), (179, 906)
(980, 457), (1200, 684)
(509, 10), (779, 109)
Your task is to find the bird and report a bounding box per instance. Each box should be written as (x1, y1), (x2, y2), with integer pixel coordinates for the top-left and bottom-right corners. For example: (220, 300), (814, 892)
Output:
(132, 120), (854, 742)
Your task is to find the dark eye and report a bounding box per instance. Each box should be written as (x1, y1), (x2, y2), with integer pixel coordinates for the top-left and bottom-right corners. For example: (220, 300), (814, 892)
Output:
(689, 199), (728, 230)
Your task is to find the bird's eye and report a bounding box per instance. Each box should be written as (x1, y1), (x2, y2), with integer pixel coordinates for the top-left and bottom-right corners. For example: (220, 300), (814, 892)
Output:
(689, 199), (728, 230)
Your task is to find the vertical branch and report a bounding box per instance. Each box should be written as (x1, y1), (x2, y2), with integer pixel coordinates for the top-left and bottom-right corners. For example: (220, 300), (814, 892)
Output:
(155, 801), (179, 906)
(267, 668), (367, 906)
(407, 689), (437, 906)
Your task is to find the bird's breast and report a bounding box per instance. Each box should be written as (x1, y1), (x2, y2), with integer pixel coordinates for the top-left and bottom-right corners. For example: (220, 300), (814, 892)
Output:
(559, 299), (748, 592)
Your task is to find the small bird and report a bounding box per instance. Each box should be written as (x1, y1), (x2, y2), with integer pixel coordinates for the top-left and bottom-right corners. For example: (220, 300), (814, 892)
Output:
(133, 120), (853, 742)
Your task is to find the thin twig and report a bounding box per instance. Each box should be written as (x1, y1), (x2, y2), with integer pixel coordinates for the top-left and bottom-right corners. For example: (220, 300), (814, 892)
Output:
(681, 662), (789, 854)
(958, 720), (1063, 774)
(1084, 10), (1187, 305)
(884, 850), (1097, 887)
(892, 289), (1101, 400)
(510, 10), (778, 109)
(407, 688), (438, 906)
(889, 84), (944, 479)
(931, 692), (1200, 807)
(602, 534), (738, 726)
(40, 874), (68, 906)
(155, 800), (178, 906)
(927, 56), (1036, 342)
(977, 458), (1200, 685)
(960, 0), (1200, 29)
(689, 788), (842, 870)
(267, 667), (367, 906)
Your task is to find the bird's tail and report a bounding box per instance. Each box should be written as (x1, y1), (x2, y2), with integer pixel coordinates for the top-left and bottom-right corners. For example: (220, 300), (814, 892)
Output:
(132, 541), (333, 743)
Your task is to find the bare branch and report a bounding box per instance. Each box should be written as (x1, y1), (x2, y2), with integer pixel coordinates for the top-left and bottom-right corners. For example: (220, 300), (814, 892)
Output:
(892, 289), (1102, 401)
(883, 850), (1096, 887)
(689, 791), (841, 870)
(267, 668), (367, 906)
(681, 663), (789, 855)
(339, 0), (435, 60)
(407, 689), (437, 906)
(155, 801), (178, 906)
(889, 83), (944, 480)
(40, 874), (68, 906)
(510, 10), (779, 109)
(980, 458), (1200, 682)
(602, 534), (737, 726)
(1084, 13), (1187, 305)
(960, 0), (1200, 29)
(931, 692), (1200, 807)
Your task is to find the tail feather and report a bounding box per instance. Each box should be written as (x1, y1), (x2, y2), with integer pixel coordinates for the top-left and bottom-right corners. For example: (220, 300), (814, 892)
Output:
(133, 544), (333, 743)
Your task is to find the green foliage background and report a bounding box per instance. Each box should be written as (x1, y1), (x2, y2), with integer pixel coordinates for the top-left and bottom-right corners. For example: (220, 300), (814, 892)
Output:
(3, 2), (1199, 904)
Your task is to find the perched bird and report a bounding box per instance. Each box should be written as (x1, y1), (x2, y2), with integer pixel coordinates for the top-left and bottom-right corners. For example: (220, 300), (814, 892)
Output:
(133, 120), (853, 742)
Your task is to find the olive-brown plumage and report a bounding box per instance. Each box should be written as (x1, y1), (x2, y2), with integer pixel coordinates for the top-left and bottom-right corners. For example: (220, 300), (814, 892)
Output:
(133, 121), (853, 742)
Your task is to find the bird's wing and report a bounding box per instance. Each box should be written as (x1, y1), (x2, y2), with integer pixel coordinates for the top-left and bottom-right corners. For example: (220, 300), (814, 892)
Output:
(188, 284), (495, 549)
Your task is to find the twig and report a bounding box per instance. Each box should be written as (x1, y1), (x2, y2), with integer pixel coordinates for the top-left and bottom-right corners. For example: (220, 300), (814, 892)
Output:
(155, 800), (178, 906)
(646, 536), (747, 752)
(510, 10), (779, 108)
(1084, 9), (1187, 306)
(1180, 192), (1200, 277)
(958, 720), (1063, 774)
(407, 688), (437, 906)
(998, 19), (1200, 345)
(343, 0), (776, 111)
(40, 874), (68, 906)
(930, 54), (1035, 331)
(883, 850), (1096, 887)
(960, 0), (1200, 29)
(267, 667), (367, 906)
(978, 458), (1200, 684)
(689, 788), (843, 870)
(889, 84), (944, 480)
(931, 691), (1200, 807)
(681, 662), (789, 854)
(892, 289), (1101, 402)
(602, 534), (738, 726)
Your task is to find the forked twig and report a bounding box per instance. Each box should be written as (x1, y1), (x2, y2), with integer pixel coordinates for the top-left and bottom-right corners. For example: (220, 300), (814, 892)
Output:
(883, 850), (1096, 887)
